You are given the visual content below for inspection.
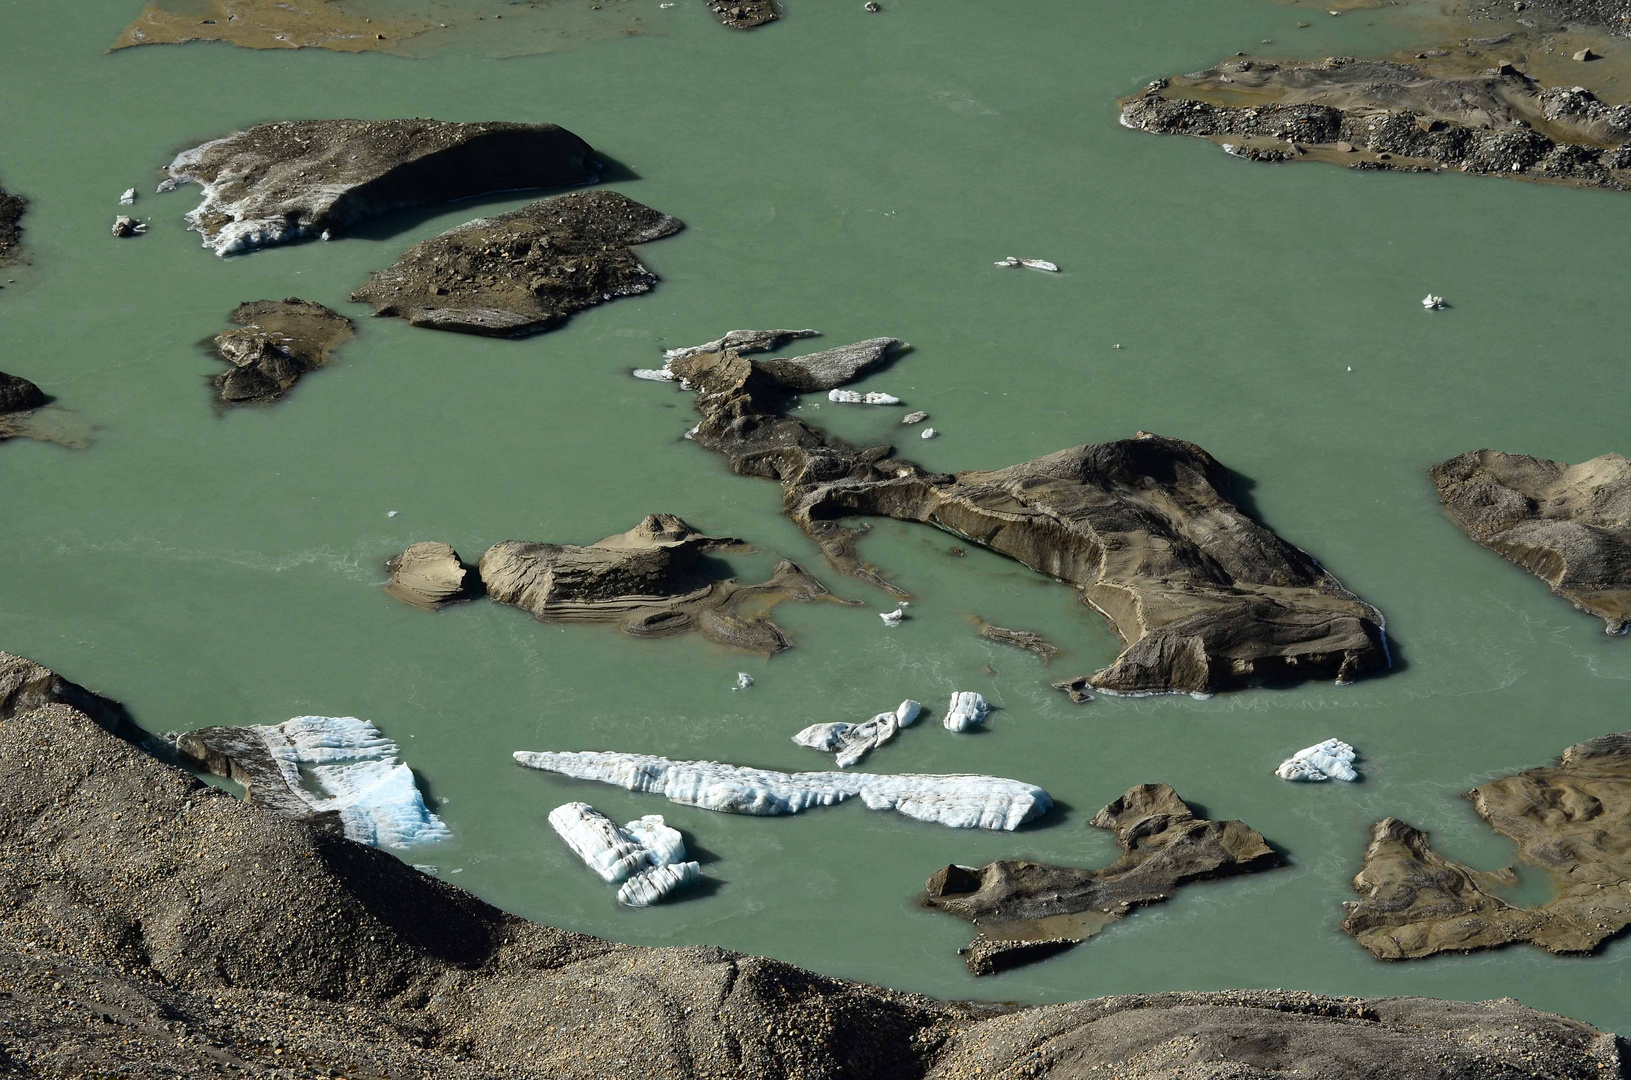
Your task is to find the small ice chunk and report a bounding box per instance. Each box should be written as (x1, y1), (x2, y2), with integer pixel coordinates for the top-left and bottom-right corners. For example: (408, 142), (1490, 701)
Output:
(632, 367), (677, 382)
(119, 187), (137, 205)
(732, 672), (754, 691)
(995, 256), (1020, 267)
(901, 410), (929, 425)
(387, 510), (398, 518)
(794, 699), (920, 767)
(548, 802), (653, 882)
(896, 699), (923, 726)
(618, 860), (700, 906)
(1275, 738), (1359, 782)
(514, 750), (1052, 830)
(1020, 258), (1059, 272)
(944, 691), (989, 732)
(624, 813), (687, 867)
(828, 389), (901, 405)
(880, 608), (904, 626)
(920, 427), (937, 439)
(1422, 294), (1446, 310)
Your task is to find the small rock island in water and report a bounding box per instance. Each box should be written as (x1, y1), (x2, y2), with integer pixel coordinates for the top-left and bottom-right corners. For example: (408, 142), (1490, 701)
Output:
(1433, 449), (1631, 633)
(925, 783), (1280, 974)
(1343, 731), (1631, 959)
(210, 298), (354, 405)
(655, 334), (1389, 696)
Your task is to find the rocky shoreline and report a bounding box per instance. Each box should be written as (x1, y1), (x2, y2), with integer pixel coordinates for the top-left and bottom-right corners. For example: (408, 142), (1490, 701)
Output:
(2, 650), (1625, 1078)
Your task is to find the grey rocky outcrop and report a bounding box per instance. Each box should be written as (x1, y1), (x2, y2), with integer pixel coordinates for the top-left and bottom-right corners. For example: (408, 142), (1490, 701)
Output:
(0, 651), (1624, 1078)
(350, 190), (682, 336)
(211, 298), (355, 405)
(385, 542), (471, 609)
(1432, 449), (1631, 633)
(161, 119), (598, 256)
(752, 337), (904, 392)
(925, 784), (1279, 973)
(659, 343), (1389, 697)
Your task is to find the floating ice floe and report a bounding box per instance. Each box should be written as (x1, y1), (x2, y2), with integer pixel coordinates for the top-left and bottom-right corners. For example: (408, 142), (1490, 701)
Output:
(880, 608), (905, 627)
(548, 801), (700, 906)
(793, 699), (923, 767)
(995, 257), (1060, 272)
(119, 187), (137, 205)
(944, 691), (990, 732)
(1275, 738), (1359, 782)
(733, 672), (754, 691)
(920, 427), (938, 439)
(828, 389), (901, 405)
(514, 751), (1052, 830)
(1422, 294), (1446, 310)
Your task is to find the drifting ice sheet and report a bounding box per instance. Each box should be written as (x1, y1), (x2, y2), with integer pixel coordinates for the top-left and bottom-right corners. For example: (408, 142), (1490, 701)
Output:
(548, 801), (699, 906)
(944, 691), (990, 732)
(793, 699), (923, 767)
(1276, 738), (1359, 782)
(515, 750), (1051, 830)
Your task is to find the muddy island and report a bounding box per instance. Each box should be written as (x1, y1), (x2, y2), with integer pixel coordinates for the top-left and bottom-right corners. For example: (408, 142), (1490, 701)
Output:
(925, 783), (1279, 974)
(657, 335), (1389, 697)
(350, 190), (682, 336)
(1, 650), (1623, 1077)
(161, 119), (598, 256)
(1122, 52), (1631, 191)
(1343, 731), (1631, 960)
(703, 0), (778, 29)
(1432, 449), (1631, 633)
(210, 298), (354, 405)
(385, 541), (472, 609)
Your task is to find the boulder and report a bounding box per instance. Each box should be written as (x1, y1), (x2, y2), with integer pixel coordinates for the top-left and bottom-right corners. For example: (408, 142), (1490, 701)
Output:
(212, 298), (354, 405)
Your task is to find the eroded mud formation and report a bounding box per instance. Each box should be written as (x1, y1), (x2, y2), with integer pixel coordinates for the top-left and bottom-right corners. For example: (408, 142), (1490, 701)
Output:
(385, 542), (472, 609)
(703, 0), (778, 29)
(478, 513), (836, 654)
(1433, 449), (1631, 633)
(1122, 52), (1631, 191)
(975, 618), (1061, 662)
(1343, 731), (1631, 960)
(113, 0), (430, 52)
(924, 784), (1279, 974)
(0, 652), (1624, 1077)
(661, 340), (1389, 696)
(211, 298), (354, 405)
(351, 190), (682, 336)
(0, 184), (24, 261)
(162, 119), (597, 256)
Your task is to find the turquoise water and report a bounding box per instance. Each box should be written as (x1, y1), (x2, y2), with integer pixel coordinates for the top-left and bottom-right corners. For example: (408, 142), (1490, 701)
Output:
(4, 0), (1631, 1032)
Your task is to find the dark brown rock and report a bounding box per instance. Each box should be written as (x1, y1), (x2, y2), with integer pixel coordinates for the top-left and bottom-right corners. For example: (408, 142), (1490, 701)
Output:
(385, 541), (471, 609)
(479, 513), (838, 654)
(0, 652), (1623, 1078)
(662, 345), (1389, 696)
(212, 298), (354, 405)
(1432, 449), (1631, 633)
(704, 0), (777, 29)
(350, 190), (683, 337)
(0, 185), (24, 261)
(975, 618), (1060, 662)
(925, 784), (1280, 973)
(162, 119), (599, 256)
(1343, 731), (1631, 960)
(0, 370), (46, 414)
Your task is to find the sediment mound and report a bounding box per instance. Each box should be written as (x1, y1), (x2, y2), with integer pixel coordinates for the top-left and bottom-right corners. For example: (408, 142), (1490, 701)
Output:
(211, 298), (354, 405)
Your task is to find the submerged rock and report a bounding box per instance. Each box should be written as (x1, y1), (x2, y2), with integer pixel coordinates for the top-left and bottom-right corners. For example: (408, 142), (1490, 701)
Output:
(386, 542), (471, 609)
(1432, 449), (1631, 633)
(1121, 54), (1631, 192)
(1, 651), (1625, 1078)
(548, 802), (700, 907)
(925, 783), (1280, 973)
(211, 298), (355, 405)
(793, 699), (922, 767)
(479, 513), (835, 654)
(659, 345), (1389, 697)
(161, 119), (598, 256)
(0, 185), (24, 261)
(1277, 738), (1359, 781)
(0, 369), (90, 450)
(513, 750), (1053, 830)
(1343, 731), (1631, 960)
(350, 190), (682, 336)
(704, 0), (778, 29)
(176, 715), (448, 849)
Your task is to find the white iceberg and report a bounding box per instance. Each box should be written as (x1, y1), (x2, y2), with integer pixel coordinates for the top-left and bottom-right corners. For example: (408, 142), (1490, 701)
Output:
(548, 802), (699, 906)
(944, 691), (990, 732)
(120, 187), (137, 205)
(880, 608), (904, 627)
(1275, 738), (1359, 782)
(793, 699), (923, 767)
(632, 366), (677, 383)
(1422, 294), (1446, 310)
(828, 389), (901, 405)
(920, 427), (937, 439)
(995, 256), (1060, 272)
(733, 672), (754, 691)
(514, 751), (1052, 830)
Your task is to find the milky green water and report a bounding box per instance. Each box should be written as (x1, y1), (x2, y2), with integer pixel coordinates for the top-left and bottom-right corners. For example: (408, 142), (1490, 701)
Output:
(5, 0), (1631, 1034)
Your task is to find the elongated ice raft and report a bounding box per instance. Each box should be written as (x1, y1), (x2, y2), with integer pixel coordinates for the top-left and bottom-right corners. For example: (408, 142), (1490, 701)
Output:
(514, 751), (1052, 830)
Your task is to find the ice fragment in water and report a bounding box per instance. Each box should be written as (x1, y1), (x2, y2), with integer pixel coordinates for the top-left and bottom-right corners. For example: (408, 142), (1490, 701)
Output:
(793, 700), (923, 767)
(920, 427), (937, 439)
(944, 691), (989, 732)
(1275, 738), (1359, 781)
(548, 802), (699, 906)
(618, 860), (700, 907)
(995, 256), (1059, 272)
(828, 389), (901, 405)
(733, 672), (754, 691)
(1422, 294), (1446, 310)
(514, 751), (1052, 830)
(880, 608), (904, 626)
(119, 187), (137, 205)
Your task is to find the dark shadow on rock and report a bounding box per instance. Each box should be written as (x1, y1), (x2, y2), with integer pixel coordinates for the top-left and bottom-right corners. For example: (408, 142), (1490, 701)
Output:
(343, 182), (605, 244)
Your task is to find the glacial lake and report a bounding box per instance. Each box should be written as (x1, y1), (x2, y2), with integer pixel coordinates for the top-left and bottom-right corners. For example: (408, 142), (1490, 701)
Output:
(4, 0), (1631, 1032)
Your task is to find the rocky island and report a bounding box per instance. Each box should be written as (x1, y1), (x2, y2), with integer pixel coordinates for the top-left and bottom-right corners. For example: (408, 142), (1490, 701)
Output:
(703, 0), (778, 29)
(657, 335), (1390, 696)
(1, 651), (1623, 1078)
(161, 119), (599, 256)
(209, 298), (354, 405)
(925, 783), (1280, 974)
(350, 190), (683, 336)
(1432, 449), (1631, 633)
(1343, 731), (1631, 959)
(0, 183), (23, 262)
